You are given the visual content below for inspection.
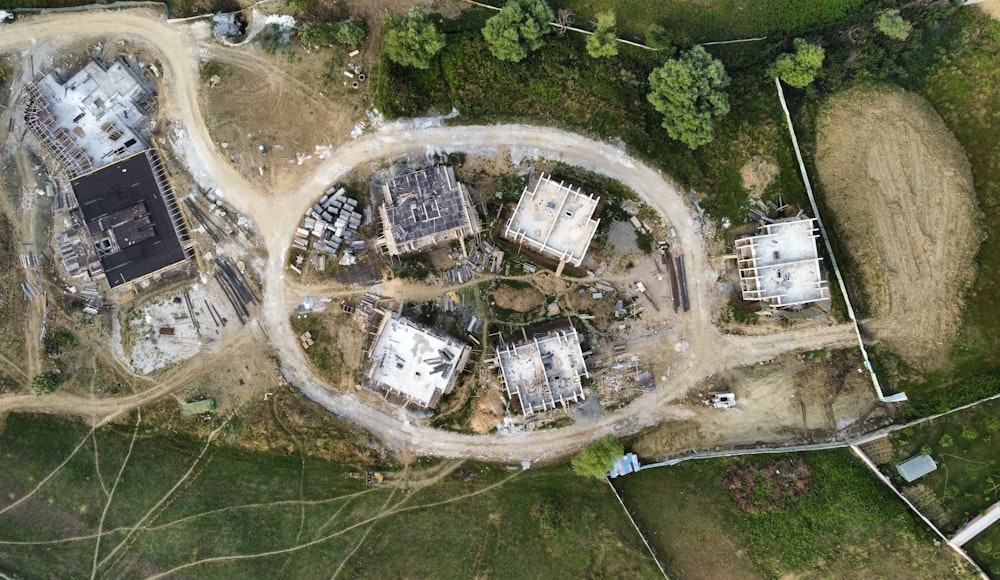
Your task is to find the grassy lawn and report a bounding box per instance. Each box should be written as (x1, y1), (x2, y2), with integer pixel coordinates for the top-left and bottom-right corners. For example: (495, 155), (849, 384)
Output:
(966, 520), (1000, 578)
(548, 0), (877, 42)
(884, 398), (1000, 535)
(911, 12), (1000, 403)
(0, 413), (659, 578)
(614, 449), (975, 578)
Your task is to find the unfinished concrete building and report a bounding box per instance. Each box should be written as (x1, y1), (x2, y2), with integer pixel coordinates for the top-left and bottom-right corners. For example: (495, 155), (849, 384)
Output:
(734, 216), (829, 309)
(24, 57), (156, 177)
(496, 326), (588, 415)
(69, 150), (192, 288)
(376, 166), (480, 257)
(365, 312), (471, 409)
(502, 174), (600, 269)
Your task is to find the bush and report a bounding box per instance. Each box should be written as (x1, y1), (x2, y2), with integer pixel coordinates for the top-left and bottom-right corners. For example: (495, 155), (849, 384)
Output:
(571, 435), (623, 479)
(30, 372), (62, 396)
(770, 38), (824, 88)
(876, 9), (912, 41)
(586, 11), (618, 59)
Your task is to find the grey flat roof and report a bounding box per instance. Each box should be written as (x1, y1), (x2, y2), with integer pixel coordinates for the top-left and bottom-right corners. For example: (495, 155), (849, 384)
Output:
(896, 454), (937, 482)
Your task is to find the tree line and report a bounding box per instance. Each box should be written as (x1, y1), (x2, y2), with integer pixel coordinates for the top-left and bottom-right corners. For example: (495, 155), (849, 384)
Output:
(379, 0), (917, 150)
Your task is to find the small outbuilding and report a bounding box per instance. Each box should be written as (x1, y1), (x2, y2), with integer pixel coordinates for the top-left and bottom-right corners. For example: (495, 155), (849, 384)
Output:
(896, 454), (938, 483)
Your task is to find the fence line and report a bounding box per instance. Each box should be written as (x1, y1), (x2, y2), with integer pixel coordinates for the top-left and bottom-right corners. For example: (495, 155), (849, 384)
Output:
(605, 477), (669, 579)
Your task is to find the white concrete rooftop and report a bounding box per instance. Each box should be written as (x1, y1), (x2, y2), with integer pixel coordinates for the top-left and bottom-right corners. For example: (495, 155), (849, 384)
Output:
(503, 174), (600, 268)
(366, 313), (469, 408)
(735, 216), (829, 308)
(497, 326), (588, 415)
(29, 58), (153, 175)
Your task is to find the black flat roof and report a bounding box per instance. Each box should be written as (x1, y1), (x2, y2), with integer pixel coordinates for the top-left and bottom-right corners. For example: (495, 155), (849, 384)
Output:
(71, 151), (187, 288)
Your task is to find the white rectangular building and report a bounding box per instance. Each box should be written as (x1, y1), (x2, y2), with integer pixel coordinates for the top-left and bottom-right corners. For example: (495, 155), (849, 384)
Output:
(734, 216), (830, 309)
(502, 174), (600, 268)
(365, 313), (471, 408)
(496, 326), (588, 415)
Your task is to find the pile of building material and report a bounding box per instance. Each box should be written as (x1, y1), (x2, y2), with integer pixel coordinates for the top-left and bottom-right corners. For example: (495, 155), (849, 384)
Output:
(466, 240), (504, 274)
(214, 258), (257, 324)
(294, 187), (363, 256)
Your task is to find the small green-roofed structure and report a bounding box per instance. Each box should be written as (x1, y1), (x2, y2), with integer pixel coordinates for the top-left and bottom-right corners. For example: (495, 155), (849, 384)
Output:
(180, 399), (216, 415)
(896, 454), (937, 482)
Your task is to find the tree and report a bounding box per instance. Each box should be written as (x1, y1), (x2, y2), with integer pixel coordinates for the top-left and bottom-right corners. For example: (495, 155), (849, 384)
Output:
(876, 9), (912, 41)
(571, 435), (624, 479)
(586, 11), (618, 59)
(770, 38), (825, 89)
(383, 8), (446, 69)
(646, 45), (731, 149)
(335, 17), (368, 48)
(481, 0), (555, 63)
(30, 371), (62, 396)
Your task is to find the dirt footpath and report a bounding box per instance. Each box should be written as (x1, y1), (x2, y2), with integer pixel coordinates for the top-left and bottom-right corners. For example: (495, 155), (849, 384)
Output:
(815, 85), (983, 369)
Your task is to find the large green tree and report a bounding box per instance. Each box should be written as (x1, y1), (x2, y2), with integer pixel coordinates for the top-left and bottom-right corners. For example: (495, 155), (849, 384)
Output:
(481, 0), (555, 63)
(770, 38), (825, 88)
(383, 8), (446, 69)
(571, 435), (624, 479)
(646, 45), (731, 149)
(586, 11), (618, 59)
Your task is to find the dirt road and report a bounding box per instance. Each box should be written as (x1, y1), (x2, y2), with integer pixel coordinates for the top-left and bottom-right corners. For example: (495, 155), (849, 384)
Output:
(0, 11), (874, 461)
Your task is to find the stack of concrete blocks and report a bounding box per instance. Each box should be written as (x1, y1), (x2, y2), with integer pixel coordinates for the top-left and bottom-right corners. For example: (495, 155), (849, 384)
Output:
(294, 187), (365, 257)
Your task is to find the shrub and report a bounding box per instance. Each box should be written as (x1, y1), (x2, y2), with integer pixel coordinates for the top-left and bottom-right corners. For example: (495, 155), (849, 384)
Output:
(586, 11), (618, 59)
(876, 9), (912, 41)
(770, 38), (824, 88)
(939, 434), (954, 448)
(571, 435), (623, 479)
(30, 372), (62, 396)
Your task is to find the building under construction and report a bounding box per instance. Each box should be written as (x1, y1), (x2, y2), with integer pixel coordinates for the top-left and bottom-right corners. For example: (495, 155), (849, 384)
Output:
(734, 216), (829, 309)
(68, 150), (192, 289)
(365, 312), (471, 409)
(24, 57), (191, 289)
(24, 57), (156, 178)
(503, 174), (600, 269)
(496, 326), (588, 416)
(376, 166), (480, 257)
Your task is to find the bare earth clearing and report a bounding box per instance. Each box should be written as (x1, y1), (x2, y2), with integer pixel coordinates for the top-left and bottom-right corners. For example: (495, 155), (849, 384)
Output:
(815, 85), (982, 369)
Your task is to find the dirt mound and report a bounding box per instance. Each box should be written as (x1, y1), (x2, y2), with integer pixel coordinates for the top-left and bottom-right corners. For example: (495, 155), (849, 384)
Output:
(815, 85), (983, 368)
(492, 283), (545, 313)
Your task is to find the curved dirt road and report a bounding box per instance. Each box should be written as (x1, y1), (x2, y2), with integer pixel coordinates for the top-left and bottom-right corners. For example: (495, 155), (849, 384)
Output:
(0, 12), (864, 461)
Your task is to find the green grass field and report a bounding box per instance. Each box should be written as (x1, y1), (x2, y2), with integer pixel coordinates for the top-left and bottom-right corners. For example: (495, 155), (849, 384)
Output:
(614, 449), (975, 578)
(886, 398), (1000, 535)
(549, 0), (876, 42)
(966, 520), (1000, 578)
(0, 412), (659, 578)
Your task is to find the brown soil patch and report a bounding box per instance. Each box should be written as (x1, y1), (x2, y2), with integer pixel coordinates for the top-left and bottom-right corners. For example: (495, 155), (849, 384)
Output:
(815, 85), (983, 368)
(724, 457), (814, 512)
(739, 155), (779, 197)
(634, 350), (885, 460)
(976, 0), (1000, 20)
(492, 283), (545, 313)
(200, 44), (364, 194)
